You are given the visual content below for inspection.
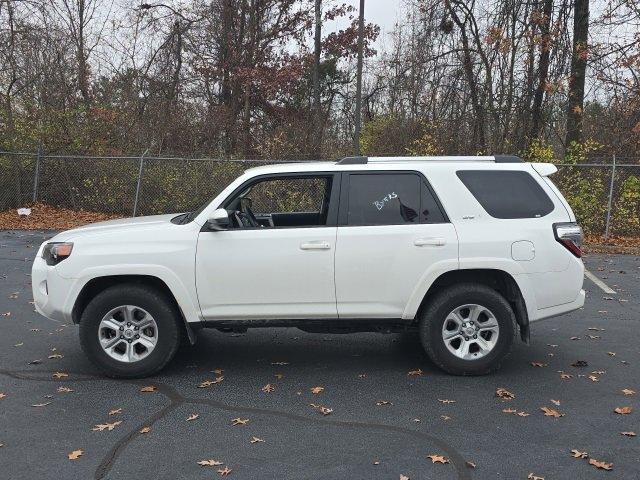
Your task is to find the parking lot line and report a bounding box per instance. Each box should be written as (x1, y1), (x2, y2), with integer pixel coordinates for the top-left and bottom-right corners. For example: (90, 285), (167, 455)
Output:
(584, 269), (616, 294)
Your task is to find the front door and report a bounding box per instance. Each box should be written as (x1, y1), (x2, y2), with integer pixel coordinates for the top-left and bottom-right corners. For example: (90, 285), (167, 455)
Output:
(196, 173), (339, 320)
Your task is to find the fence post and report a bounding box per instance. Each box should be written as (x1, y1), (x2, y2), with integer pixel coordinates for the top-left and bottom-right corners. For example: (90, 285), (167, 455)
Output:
(604, 154), (616, 239)
(132, 149), (148, 217)
(32, 144), (43, 203)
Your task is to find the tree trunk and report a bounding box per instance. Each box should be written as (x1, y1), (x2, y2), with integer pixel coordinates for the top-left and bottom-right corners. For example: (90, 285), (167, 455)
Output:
(565, 0), (589, 150)
(530, 0), (554, 140)
(353, 0), (365, 155)
(311, 0), (322, 158)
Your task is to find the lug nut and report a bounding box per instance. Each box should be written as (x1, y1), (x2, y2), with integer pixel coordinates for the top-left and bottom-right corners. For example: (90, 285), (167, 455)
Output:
(127, 339), (132, 343)
(134, 326), (139, 330)
(120, 335), (124, 339)
(464, 336), (469, 341)
(135, 334), (139, 339)
(473, 334), (477, 339)
(119, 326), (124, 331)
(126, 322), (131, 327)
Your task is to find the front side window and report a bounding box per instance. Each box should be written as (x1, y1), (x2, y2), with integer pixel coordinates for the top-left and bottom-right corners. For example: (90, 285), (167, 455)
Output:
(456, 170), (554, 219)
(224, 175), (332, 228)
(347, 173), (445, 226)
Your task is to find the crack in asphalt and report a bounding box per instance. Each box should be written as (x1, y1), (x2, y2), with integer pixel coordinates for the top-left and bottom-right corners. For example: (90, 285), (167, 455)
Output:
(0, 369), (472, 480)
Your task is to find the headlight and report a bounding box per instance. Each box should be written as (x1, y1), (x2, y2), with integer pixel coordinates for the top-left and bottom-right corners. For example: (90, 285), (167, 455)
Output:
(42, 242), (74, 265)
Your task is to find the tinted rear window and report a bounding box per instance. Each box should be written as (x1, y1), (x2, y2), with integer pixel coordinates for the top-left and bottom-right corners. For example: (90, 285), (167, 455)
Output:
(456, 170), (554, 219)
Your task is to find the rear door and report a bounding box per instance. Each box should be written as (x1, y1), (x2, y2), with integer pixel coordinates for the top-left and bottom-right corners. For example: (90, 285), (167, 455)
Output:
(334, 171), (458, 318)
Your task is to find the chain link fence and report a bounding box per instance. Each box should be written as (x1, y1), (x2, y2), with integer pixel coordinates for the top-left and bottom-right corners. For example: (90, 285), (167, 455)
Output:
(0, 150), (638, 237)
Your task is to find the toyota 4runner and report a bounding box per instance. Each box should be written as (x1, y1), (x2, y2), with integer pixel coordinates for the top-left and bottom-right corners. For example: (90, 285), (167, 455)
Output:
(32, 155), (585, 377)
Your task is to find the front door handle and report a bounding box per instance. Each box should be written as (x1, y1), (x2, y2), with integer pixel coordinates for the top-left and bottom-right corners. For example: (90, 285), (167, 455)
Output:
(414, 237), (446, 247)
(300, 241), (331, 250)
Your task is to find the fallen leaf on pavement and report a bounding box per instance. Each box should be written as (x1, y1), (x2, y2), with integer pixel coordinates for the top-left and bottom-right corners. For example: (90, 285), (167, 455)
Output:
(68, 449), (83, 460)
(31, 401), (51, 407)
(140, 385), (156, 393)
(0, 393), (6, 400)
(199, 377), (224, 388)
(407, 369), (423, 376)
(438, 399), (455, 404)
(309, 403), (333, 415)
(620, 431), (636, 437)
(92, 421), (122, 431)
(376, 400), (392, 406)
(310, 386), (324, 394)
(198, 459), (223, 467)
(218, 466), (232, 476)
(551, 399), (560, 406)
(139, 426), (151, 434)
(400, 475), (409, 480)
(466, 461), (476, 468)
(496, 387), (515, 400)
(231, 418), (249, 426)
(570, 449), (588, 458)
(540, 406), (564, 417)
(588, 458), (613, 470)
(426, 454), (449, 464)
(108, 408), (122, 416)
(527, 474), (544, 480)
(250, 436), (264, 443)
(57, 386), (73, 393)
(622, 388), (635, 396)
(187, 414), (199, 421)
(502, 408), (517, 414)
(261, 384), (275, 393)
(530, 362), (547, 367)
(52, 372), (68, 379)
(614, 406), (632, 414)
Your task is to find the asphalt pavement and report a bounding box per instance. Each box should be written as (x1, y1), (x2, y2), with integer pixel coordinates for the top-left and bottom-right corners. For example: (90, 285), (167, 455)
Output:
(0, 230), (638, 480)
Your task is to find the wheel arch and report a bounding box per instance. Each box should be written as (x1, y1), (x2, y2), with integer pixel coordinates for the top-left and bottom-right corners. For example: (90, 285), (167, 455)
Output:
(72, 275), (197, 344)
(415, 269), (530, 343)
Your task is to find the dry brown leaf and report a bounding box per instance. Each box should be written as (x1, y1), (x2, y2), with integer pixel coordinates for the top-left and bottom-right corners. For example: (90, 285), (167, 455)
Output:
(440, 415), (451, 420)
(496, 387), (515, 400)
(570, 449), (588, 458)
(400, 475), (410, 480)
(620, 431), (636, 437)
(551, 399), (560, 406)
(376, 400), (393, 406)
(426, 454), (449, 464)
(607, 352), (616, 356)
(560, 372), (572, 380)
(614, 406), (632, 415)
(198, 459), (223, 467)
(261, 384), (275, 393)
(588, 375), (599, 382)
(0, 393), (6, 400)
(309, 403), (333, 415)
(310, 386), (324, 394)
(199, 377), (224, 388)
(218, 466), (232, 476)
(140, 385), (156, 393)
(108, 408), (122, 416)
(187, 414), (199, 421)
(48, 353), (63, 359)
(407, 369), (423, 376)
(139, 426), (151, 434)
(231, 418), (249, 426)
(588, 458), (613, 470)
(31, 401), (51, 408)
(68, 449), (83, 460)
(250, 436), (265, 444)
(530, 362), (547, 367)
(57, 386), (73, 393)
(516, 411), (530, 417)
(52, 372), (68, 379)
(527, 474), (544, 480)
(466, 461), (476, 468)
(622, 388), (635, 396)
(92, 421), (122, 432)
(540, 406), (564, 417)
(502, 408), (517, 414)
(438, 399), (456, 404)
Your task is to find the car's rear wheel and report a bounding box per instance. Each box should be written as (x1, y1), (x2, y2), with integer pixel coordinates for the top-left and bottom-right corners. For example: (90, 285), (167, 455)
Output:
(419, 283), (516, 375)
(79, 284), (181, 378)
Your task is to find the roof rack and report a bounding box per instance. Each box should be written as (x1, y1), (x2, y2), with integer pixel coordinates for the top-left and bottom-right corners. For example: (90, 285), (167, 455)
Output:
(336, 155), (523, 164)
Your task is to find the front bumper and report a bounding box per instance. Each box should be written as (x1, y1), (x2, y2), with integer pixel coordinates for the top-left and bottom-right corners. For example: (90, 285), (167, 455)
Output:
(31, 255), (76, 323)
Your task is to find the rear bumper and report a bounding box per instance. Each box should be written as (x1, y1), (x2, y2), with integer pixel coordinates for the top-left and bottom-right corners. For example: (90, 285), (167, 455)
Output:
(529, 288), (585, 323)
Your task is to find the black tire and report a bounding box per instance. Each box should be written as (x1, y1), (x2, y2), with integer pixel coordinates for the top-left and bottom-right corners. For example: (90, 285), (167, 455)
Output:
(419, 283), (516, 375)
(79, 284), (181, 378)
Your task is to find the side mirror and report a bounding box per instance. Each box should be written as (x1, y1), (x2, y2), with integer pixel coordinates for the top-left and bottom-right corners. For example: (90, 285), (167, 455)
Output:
(207, 208), (230, 231)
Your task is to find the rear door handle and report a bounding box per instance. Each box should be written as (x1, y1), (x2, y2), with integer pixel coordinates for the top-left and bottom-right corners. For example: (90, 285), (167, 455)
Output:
(414, 237), (446, 247)
(300, 241), (331, 250)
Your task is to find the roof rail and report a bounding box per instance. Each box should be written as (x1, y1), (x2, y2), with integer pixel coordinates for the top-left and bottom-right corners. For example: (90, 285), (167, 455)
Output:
(336, 156), (368, 165)
(336, 155), (524, 165)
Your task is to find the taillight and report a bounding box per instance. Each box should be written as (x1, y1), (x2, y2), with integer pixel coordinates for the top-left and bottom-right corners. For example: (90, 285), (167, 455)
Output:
(553, 222), (583, 258)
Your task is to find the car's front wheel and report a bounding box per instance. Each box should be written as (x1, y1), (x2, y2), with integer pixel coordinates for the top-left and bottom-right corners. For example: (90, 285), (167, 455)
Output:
(79, 284), (181, 378)
(419, 283), (516, 375)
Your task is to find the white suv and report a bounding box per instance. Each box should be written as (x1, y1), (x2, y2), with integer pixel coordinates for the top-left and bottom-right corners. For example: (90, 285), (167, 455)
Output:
(32, 155), (585, 377)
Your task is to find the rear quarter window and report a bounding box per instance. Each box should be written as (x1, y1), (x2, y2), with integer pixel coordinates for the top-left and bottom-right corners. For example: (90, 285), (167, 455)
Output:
(456, 170), (554, 219)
